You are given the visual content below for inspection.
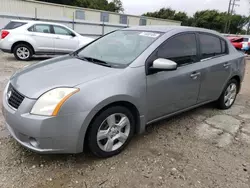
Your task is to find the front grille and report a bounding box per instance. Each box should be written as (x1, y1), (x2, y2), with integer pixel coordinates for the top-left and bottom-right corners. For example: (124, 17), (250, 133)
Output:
(7, 84), (25, 109)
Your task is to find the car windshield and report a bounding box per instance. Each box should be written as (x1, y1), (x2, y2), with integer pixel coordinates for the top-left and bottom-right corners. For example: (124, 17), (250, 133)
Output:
(76, 30), (162, 67)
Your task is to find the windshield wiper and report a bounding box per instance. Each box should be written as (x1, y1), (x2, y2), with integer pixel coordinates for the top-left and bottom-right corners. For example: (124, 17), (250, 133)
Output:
(83, 56), (112, 67)
(71, 53), (112, 67)
(70, 52), (89, 62)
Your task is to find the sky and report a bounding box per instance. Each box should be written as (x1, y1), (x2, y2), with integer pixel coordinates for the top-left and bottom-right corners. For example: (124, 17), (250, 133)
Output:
(121, 0), (250, 16)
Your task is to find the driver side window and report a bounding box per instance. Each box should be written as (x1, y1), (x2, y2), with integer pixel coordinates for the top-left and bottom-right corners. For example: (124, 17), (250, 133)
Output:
(53, 25), (73, 36)
(157, 33), (197, 67)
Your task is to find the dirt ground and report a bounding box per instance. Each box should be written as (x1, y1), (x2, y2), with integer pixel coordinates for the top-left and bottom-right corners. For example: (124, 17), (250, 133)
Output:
(0, 51), (250, 188)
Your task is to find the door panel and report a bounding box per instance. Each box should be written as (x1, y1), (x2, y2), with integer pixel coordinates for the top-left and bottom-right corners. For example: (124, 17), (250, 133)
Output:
(197, 33), (231, 103)
(146, 33), (201, 122)
(53, 25), (79, 53)
(146, 64), (201, 121)
(28, 24), (55, 52)
(198, 57), (232, 102)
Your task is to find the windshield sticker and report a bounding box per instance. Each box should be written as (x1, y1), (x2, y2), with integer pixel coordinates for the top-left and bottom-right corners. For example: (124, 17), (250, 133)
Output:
(139, 32), (160, 38)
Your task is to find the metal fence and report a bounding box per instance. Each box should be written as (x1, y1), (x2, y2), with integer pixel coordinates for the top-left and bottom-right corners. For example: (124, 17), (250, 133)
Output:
(0, 13), (128, 39)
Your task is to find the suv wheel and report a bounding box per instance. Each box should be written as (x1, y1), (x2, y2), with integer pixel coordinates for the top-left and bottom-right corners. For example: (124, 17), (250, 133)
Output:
(87, 106), (135, 158)
(217, 79), (238, 109)
(13, 44), (33, 61)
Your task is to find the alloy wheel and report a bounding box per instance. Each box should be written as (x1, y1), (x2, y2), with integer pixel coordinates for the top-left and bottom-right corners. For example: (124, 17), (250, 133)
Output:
(97, 113), (130, 152)
(224, 83), (237, 107)
(16, 47), (30, 60)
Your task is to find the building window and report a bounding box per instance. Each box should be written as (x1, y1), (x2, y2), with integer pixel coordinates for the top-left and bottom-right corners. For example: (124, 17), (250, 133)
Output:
(139, 18), (147, 26)
(75, 10), (85, 20)
(120, 15), (128, 24)
(101, 12), (109, 22)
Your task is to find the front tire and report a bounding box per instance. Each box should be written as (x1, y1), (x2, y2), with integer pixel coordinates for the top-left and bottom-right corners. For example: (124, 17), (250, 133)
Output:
(87, 106), (135, 158)
(217, 79), (238, 109)
(13, 44), (33, 61)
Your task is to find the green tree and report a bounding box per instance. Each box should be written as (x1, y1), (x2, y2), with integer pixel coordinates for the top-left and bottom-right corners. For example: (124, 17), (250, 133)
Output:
(192, 10), (227, 32)
(143, 8), (176, 20)
(38, 0), (124, 12)
(143, 8), (249, 34)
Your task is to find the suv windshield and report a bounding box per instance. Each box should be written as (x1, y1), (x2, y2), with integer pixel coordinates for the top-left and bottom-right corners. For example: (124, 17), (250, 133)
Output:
(4, 21), (27, 30)
(77, 30), (162, 67)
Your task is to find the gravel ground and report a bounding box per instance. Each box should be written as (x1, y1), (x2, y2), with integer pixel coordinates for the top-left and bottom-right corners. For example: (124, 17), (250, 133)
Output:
(0, 52), (250, 188)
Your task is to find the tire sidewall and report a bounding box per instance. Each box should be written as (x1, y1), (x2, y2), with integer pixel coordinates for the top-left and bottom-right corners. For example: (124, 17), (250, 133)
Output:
(14, 44), (33, 61)
(218, 79), (238, 109)
(87, 106), (135, 158)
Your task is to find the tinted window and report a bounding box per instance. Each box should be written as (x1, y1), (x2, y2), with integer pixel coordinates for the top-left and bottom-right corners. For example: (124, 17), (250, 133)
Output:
(157, 33), (197, 66)
(221, 39), (227, 54)
(101, 12), (109, 22)
(53, 26), (72, 36)
(200, 33), (222, 59)
(4, 21), (27, 30)
(29, 24), (52, 34)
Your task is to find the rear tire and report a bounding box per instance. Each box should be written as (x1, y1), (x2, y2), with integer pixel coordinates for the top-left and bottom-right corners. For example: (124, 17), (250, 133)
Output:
(13, 44), (33, 61)
(87, 106), (135, 158)
(217, 79), (238, 109)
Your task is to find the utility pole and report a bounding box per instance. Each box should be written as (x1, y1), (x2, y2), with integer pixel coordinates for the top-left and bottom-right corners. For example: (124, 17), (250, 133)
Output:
(224, 0), (232, 33)
(224, 0), (240, 33)
(247, 0), (250, 34)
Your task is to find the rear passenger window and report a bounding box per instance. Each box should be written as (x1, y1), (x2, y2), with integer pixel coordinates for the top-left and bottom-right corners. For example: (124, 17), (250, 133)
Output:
(221, 39), (227, 54)
(29, 24), (52, 34)
(157, 33), (197, 66)
(199, 33), (225, 59)
(4, 21), (27, 30)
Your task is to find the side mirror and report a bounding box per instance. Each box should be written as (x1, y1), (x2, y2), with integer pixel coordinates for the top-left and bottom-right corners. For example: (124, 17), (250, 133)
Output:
(70, 32), (76, 37)
(151, 58), (177, 71)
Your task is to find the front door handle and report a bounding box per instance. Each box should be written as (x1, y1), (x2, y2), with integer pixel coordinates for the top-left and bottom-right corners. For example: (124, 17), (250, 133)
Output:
(223, 63), (231, 69)
(190, 72), (201, 79)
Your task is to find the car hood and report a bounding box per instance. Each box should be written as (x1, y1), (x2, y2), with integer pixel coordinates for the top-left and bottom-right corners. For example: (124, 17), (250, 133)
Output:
(10, 55), (119, 99)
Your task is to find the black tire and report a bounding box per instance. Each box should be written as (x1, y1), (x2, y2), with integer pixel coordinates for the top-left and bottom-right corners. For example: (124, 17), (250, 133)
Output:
(13, 43), (33, 61)
(87, 106), (135, 158)
(217, 79), (238, 109)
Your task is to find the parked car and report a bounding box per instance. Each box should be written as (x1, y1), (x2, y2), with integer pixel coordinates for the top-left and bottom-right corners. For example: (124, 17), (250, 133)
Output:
(227, 36), (250, 53)
(2, 26), (246, 158)
(0, 20), (94, 60)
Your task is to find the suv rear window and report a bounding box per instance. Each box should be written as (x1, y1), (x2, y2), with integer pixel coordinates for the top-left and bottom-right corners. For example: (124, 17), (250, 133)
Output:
(4, 21), (27, 30)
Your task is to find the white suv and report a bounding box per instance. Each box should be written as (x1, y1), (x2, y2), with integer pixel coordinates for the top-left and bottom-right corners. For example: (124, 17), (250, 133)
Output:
(0, 20), (94, 61)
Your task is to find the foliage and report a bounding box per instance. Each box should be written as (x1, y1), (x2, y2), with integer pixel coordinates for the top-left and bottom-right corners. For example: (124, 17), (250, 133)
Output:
(38, 0), (124, 12)
(143, 8), (249, 34)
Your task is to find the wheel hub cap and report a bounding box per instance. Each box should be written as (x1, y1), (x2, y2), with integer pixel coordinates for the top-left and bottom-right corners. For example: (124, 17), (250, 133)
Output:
(224, 83), (237, 107)
(97, 113), (131, 152)
(16, 47), (30, 60)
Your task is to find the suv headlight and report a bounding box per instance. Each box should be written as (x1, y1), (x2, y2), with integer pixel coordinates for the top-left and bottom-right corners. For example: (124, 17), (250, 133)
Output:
(31, 88), (79, 116)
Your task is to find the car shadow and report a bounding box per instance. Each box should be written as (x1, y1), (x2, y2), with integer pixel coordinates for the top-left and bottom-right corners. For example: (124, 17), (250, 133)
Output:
(5, 55), (55, 62)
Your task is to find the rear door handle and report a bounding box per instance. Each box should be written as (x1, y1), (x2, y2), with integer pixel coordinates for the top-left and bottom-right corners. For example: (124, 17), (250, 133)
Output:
(190, 72), (201, 79)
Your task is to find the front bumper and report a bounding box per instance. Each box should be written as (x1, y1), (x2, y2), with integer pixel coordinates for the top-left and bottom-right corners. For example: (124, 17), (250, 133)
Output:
(2, 89), (89, 154)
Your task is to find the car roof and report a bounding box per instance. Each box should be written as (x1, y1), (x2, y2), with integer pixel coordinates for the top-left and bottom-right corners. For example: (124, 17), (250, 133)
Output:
(124, 25), (220, 35)
(10, 20), (65, 27)
(227, 36), (243, 41)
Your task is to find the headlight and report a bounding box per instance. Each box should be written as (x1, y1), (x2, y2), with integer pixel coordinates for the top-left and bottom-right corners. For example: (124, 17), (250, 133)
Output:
(31, 88), (79, 116)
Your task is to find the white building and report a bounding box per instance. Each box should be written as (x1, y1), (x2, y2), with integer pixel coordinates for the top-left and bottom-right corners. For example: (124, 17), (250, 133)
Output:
(0, 0), (181, 38)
